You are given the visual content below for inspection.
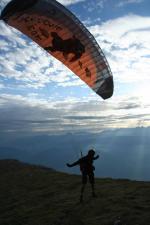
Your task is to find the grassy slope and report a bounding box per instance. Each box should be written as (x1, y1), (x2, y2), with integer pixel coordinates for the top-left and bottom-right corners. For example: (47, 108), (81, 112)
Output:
(0, 159), (150, 225)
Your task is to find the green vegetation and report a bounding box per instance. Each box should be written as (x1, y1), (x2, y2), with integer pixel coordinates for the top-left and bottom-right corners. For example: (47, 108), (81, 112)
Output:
(0, 159), (150, 225)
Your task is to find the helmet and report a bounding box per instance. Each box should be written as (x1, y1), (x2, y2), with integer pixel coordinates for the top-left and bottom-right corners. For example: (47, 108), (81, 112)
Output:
(88, 149), (95, 155)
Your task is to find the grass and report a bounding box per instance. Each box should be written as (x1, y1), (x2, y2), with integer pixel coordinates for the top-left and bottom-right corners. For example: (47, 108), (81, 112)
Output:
(0, 159), (150, 225)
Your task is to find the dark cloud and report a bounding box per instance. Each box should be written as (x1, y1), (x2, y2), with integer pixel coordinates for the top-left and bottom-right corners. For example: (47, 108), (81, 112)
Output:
(120, 113), (149, 120)
(110, 44), (128, 51)
(65, 115), (107, 120)
(122, 27), (150, 38)
(116, 102), (141, 110)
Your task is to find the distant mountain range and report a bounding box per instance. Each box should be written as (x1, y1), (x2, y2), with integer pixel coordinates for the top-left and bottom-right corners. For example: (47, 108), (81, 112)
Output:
(0, 127), (150, 181)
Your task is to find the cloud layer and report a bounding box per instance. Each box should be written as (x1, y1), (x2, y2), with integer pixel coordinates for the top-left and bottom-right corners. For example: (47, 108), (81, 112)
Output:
(0, 92), (149, 137)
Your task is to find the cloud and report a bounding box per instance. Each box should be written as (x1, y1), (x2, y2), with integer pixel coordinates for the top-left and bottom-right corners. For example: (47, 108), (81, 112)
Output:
(0, 20), (82, 89)
(0, 0), (87, 94)
(115, 101), (141, 110)
(117, 0), (144, 7)
(89, 14), (150, 85)
(83, 0), (105, 13)
(0, 0), (10, 10)
(58, 0), (85, 6)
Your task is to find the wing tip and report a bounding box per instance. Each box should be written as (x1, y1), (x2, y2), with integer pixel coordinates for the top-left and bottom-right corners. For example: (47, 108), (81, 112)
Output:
(97, 76), (114, 100)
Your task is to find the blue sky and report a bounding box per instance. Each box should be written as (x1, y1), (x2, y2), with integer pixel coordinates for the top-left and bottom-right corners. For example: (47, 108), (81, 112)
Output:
(0, 0), (150, 180)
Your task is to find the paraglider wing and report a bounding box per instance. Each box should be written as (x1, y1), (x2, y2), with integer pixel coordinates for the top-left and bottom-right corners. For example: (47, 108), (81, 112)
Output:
(0, 0), (114, 99)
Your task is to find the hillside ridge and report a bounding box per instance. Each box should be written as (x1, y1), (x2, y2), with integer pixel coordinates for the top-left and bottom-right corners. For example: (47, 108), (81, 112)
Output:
(0, 159), (150, 225)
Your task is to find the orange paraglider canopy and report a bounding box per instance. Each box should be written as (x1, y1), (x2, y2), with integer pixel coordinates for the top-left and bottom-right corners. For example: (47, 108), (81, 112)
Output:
(1, 0), (113, 99)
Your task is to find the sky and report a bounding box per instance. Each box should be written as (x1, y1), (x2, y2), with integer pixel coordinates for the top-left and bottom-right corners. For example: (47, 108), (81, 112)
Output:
(0, 0), (150, 180)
